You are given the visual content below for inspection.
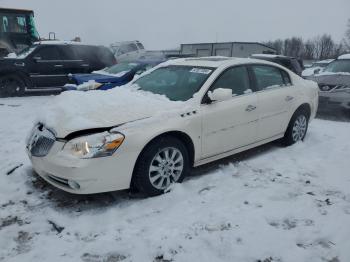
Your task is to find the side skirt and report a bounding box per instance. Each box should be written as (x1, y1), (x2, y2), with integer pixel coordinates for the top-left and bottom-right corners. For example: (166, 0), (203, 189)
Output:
(194, 133), (284, 167)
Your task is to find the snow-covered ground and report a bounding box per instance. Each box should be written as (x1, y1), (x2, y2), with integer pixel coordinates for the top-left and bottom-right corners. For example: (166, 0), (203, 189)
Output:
(0, 96), (350, 262)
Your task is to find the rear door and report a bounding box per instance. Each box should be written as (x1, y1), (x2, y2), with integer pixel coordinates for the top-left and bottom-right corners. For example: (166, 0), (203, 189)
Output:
(57, 45), (85, 75)
(28, 45), (67, 88)
(251, 65), (296, 140)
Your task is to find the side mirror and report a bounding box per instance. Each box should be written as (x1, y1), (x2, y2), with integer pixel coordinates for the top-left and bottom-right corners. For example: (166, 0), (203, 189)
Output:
(208, 88), (233, 102)
(314, 68), (321, 75)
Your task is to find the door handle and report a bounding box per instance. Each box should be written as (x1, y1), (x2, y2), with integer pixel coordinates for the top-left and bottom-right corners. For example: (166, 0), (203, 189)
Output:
(285, 95), (294, 101)
(245, 105), (257, 112)
(81, 64), (90, 67)
(54, 64), (63, 67)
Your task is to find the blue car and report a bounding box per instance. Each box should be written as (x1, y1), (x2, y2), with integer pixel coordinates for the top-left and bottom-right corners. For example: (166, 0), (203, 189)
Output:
(64, 59), (165, 91)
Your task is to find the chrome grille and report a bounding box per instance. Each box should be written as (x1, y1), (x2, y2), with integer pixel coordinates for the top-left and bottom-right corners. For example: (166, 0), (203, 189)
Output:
(27, 125), (56, 157)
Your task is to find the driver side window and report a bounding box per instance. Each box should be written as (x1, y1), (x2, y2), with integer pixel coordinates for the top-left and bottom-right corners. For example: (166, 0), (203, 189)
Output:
(210, 66), (252, 96)
(33, 46), (61, 60)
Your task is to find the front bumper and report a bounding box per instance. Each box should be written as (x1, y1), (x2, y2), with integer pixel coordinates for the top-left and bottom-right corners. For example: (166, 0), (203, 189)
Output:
(27, 140), (138, 194)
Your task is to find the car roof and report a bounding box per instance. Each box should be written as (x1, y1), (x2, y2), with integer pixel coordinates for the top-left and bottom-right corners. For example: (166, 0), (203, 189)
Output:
(110, 40), (142, 47)
(251, 54), (295, 60)
(314, 59), (334, 64)
(164, 56), (280, 68)
(33, 40), (102, 47)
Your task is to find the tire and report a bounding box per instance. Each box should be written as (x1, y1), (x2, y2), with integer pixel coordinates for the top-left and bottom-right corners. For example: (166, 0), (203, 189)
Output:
(0, 74), (25, 98)
(282, 109), (309, 146)
(132, 136), (190, 196)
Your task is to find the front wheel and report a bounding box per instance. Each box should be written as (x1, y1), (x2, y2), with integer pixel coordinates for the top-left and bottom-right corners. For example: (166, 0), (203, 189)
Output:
(282, 110), (309, 146)
(0, 75), (25, 98)
(132, 136), (190, 196)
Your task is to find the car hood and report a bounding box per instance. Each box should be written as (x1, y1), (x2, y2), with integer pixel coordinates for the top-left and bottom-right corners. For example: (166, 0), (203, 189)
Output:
(37, 86), (187, 138)
(72, 72), (131, 85)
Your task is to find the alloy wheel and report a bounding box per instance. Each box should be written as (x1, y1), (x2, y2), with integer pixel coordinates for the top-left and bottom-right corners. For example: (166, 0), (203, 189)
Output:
(292, 115), (307, 142)
(148, 147), (184, 190)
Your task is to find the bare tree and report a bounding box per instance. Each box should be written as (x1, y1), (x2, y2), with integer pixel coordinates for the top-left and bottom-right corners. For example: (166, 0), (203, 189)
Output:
(263, 39), (283, 55)
(303, 40), (315, 60)
(345, 18), (350, 50)
(264, 33), (343, 60)
(312, 34), (335, 60)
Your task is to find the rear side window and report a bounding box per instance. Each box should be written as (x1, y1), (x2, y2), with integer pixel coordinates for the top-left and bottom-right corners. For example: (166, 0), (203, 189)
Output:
(59, 46), (78, 60)
(210, 66), (252, 96)
(252, 65), (285, 90)
(33, 46), (61, 60)
(280, 70), (292, 85)
(96, 47), (115, 66)
(70, 45), (91, 61)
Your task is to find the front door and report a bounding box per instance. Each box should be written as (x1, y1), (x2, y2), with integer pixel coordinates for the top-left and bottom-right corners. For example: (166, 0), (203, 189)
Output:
(201, 66), (259, 158)
(28, 45), (68, 88)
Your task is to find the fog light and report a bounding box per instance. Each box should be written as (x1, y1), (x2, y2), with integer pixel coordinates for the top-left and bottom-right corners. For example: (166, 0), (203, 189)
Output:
(68, 180), (80, 190)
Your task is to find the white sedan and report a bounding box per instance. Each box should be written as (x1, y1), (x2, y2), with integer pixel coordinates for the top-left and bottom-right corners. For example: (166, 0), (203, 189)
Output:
(26, 57), (318, 196)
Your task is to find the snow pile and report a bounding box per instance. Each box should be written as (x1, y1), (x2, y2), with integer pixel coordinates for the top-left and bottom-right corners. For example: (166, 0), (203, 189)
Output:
(338, 54), (350, 60)
(5, 52), (17, 58)
(302, 67), (322, 77)
(38, 86), (186, 137)
(1, 97), (350, 262)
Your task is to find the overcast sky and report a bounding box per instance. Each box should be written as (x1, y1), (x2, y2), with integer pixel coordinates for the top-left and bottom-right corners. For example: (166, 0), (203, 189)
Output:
(0, 0), (349, 50)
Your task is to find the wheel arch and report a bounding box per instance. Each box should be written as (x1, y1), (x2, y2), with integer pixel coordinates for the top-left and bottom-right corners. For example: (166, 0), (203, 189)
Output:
(0, 69), (32, 88)
(284, 103), (311, 134)
(294, 103), (311, 119)
(131, 130), (196, 182)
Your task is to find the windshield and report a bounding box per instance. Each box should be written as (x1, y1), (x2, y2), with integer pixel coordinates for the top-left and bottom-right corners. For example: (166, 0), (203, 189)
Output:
(324, 60), (350, 74)
(29, 14), (40, 40)
(103, 63), (140, 74)
(134, 66), (214, 101)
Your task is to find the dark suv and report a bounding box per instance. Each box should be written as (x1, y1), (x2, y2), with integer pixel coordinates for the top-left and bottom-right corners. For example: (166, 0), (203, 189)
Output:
(250, 54), (303, 76)
(0, 41), (116, 97)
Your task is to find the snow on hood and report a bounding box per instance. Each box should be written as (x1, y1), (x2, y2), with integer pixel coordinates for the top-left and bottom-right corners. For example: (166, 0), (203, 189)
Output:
(92, 70), (130, 77)
(38, 86), (186, 138)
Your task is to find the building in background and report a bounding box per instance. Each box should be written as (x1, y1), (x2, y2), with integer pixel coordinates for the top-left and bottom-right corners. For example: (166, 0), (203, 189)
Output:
(180, 42), (276, 58)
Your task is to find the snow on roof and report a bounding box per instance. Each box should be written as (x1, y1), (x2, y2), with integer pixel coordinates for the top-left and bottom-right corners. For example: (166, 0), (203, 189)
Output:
(314, 59), (334, 64)
(111, 40), (142, 47)
(166, 56), (281, 68)
(168, 56), (234, 67)
(33, 40), (91, 46)
(250, 54), (286, 58)
(338, 54), (350, 60)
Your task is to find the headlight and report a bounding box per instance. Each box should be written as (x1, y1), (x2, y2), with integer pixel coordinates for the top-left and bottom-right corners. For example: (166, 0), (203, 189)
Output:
(64, 131), (124, 159)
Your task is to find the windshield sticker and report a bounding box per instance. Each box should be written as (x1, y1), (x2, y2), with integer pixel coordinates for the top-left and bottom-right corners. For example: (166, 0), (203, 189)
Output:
(190, 68), (212, 74)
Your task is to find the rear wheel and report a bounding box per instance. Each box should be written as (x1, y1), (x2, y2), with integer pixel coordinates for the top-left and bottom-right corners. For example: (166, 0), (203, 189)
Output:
(132, 136), (189, 196)
(282, 110), (309, 146)
(0, 75), (25, 98)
